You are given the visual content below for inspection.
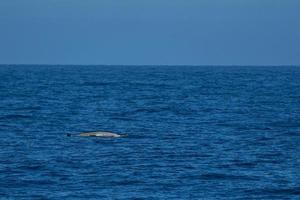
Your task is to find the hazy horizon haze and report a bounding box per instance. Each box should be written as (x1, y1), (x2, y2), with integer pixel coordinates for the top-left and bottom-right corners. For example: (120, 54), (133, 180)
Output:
(0, 0), (299, 66)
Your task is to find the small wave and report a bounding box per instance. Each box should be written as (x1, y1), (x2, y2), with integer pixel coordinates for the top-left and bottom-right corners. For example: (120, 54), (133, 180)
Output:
(233, 162), (257, 168)
(247, 187), (300, 196)
(82, 81), (116, 87)
(267, 121), (300, 128)
(0, 114), (32, 120)
(283, 131), (300, 137)
(131, 106), (194, 115)
(109, 179), (145, 186)
(134, 108), (165, 114)
(18, 164), (45, 171)
(22, 179), (56, 186)
(263, 187), (300, 195)
(128, 81), (173, 88)
(199, 173), (259, 181)
(13, 106), (41, 111)
(110, 117), (133, 121)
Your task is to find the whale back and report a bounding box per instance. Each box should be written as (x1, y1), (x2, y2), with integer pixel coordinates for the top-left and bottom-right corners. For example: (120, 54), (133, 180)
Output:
(79, 131), (121, 138)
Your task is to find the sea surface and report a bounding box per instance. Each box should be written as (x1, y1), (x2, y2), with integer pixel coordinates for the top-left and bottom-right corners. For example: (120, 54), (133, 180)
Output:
(0, 65), (300, 199)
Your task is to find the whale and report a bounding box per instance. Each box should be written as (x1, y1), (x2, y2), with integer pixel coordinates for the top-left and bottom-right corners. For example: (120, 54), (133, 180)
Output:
(80, 131), (122, 137)
(67, 131), (124, 138)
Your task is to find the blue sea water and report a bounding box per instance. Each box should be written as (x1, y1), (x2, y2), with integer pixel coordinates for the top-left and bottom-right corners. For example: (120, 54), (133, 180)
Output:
(0, 65), (300, 199)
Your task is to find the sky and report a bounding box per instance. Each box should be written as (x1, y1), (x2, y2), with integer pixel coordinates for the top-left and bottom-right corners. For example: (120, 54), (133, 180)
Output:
(0, 0), (299, 65)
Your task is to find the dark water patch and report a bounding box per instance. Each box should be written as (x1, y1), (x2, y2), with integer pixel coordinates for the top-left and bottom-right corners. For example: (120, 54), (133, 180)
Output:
(233, 162), (258, 168)
(283, 131), (300, 137)
(246, 187), (300, 196)
(108, 179), (146, 186)
(109, 116), (134, 122)
(17, 164), (46, 171)
(267, 121), (300, 128)
(198, 173), (259, 181)
(81, 81), (118, 87)
(0, 114), (32, 120)
(12, 106), (42, 111)
(122, 106), (197, 116)
(21, 179), (57, 186)
(133, 107), (170, 114)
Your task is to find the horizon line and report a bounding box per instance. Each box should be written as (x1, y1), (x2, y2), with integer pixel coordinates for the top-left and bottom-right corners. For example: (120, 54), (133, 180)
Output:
(0, 64), (300, 67)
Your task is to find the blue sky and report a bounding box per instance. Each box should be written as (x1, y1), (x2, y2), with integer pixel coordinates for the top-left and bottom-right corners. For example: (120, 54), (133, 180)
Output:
(0, 0), (299, 65)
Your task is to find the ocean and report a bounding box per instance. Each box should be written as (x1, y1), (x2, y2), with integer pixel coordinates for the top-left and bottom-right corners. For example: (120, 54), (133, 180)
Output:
(0, 65), (300, 199)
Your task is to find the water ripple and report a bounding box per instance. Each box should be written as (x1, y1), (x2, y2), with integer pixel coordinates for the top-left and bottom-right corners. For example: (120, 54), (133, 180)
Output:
(0, 65), (300, 199)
